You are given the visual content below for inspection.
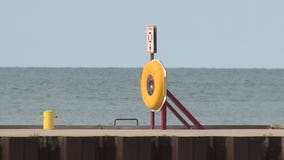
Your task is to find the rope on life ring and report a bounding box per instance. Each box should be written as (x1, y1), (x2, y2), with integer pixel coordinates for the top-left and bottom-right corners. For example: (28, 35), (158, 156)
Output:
(140, 59), (167, 111)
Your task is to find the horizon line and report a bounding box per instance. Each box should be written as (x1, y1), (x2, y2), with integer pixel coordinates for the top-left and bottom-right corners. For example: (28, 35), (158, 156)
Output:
(0, 66), (284, 70)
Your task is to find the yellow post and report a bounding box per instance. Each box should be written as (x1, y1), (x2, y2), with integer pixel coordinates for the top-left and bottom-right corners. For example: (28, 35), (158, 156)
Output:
(42, 110), (57, 130)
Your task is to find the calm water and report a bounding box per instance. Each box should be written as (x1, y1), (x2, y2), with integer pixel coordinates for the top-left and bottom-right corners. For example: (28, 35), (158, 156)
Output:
(0, 68), (284, 126)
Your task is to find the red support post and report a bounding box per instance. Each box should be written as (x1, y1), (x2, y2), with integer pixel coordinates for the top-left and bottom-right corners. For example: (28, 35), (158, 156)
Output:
(161, 103), (167, 130)
(150, 111), (155, 129)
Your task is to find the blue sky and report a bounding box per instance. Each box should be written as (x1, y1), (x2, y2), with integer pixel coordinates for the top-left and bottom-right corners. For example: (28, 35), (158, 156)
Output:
(1, 0), (284, 68)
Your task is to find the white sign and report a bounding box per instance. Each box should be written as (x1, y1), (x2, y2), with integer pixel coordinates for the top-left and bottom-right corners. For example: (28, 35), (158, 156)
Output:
(146, 25), (157, 54)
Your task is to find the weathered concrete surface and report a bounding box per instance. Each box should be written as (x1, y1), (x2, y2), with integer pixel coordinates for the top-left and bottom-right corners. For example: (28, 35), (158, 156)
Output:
(0, 128), (284, 137)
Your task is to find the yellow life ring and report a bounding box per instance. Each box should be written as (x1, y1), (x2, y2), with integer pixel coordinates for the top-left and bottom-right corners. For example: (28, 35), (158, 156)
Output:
(140, 59), (167, 111)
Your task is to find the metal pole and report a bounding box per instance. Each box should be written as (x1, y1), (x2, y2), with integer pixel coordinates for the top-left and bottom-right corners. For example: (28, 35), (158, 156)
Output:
(150, 54), (154, 61)
(150, 52), (155, 129)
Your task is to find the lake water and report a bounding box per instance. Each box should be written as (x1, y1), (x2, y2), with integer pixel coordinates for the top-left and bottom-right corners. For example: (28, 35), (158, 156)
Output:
(0, 68), (283, 126)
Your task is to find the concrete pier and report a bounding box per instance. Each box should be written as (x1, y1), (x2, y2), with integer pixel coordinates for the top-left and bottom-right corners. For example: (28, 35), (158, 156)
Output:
(0, 126), (284, 160)
(0, 128), (284, 137)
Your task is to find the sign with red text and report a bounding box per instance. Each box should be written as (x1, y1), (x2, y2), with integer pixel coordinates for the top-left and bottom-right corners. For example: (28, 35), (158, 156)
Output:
(146, 25), (157, 54)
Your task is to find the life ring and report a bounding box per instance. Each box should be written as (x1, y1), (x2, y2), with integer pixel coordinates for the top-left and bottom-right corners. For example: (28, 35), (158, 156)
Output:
(140, 59), (167, 111)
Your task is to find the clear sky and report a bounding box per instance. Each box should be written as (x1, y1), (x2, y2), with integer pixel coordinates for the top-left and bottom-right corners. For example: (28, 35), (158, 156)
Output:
(1, 0), (284, 68)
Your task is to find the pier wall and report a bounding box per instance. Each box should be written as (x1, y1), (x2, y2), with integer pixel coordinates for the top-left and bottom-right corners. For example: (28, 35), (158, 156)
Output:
(1, 136), (284, 160)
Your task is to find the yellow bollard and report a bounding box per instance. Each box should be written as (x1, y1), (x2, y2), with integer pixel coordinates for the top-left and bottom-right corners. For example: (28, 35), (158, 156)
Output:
(42, 110), (58, 130)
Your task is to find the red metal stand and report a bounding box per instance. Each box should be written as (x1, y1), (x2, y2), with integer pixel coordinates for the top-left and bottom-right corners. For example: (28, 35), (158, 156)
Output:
(150, 89), (204, 129)
(167, 90), (204, 129)
(146, 35), (203, 129)
(166, 101), (191, 129)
